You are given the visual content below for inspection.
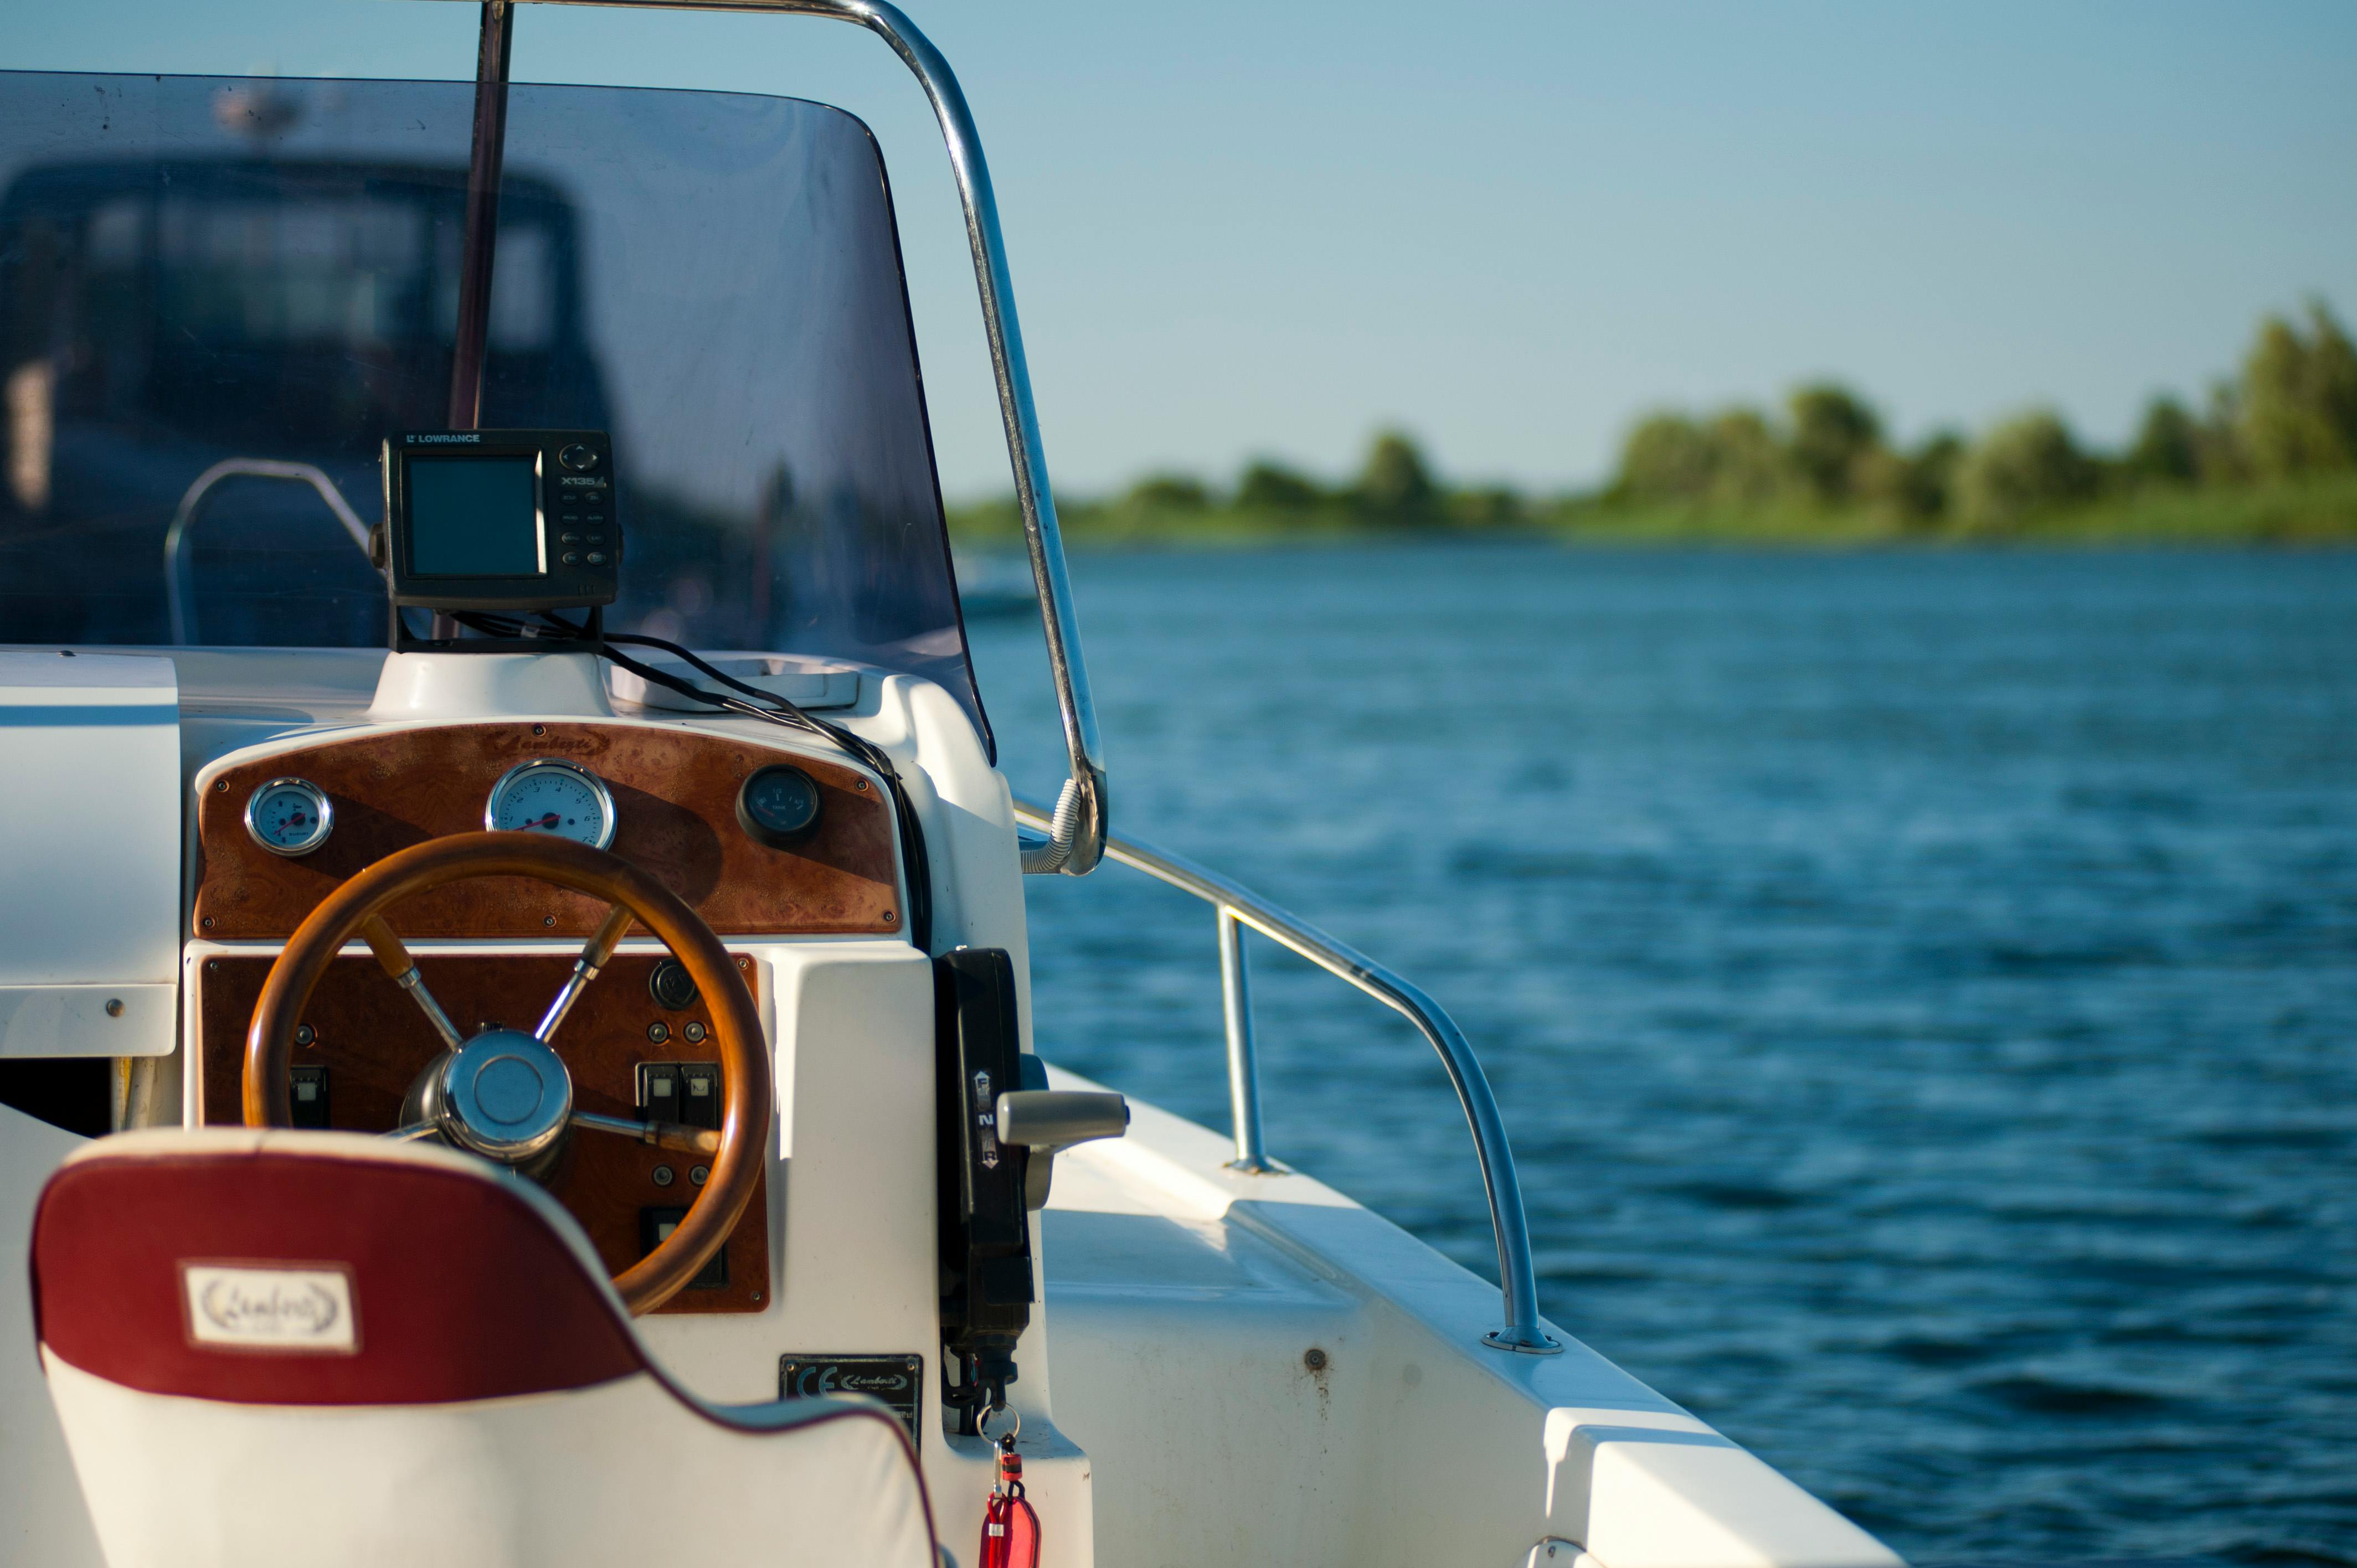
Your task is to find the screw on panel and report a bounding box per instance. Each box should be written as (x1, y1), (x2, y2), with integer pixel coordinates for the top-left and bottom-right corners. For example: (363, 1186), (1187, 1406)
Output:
(651, 1165), (675, 1188)
(543, 915), (556, 927)
(647, 1022), (670, 1044)
(1303, 1348), (1329, 1371)
(104, 998), (124, 1018)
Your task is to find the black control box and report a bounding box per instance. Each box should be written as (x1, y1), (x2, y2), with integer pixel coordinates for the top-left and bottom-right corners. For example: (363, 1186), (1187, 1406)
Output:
(380, 429), (619, 611)
(934, 948), (1035, 1426)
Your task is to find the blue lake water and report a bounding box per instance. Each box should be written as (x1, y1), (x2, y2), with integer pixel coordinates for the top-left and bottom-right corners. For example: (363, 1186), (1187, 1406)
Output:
(965, 544), (2357, 1567)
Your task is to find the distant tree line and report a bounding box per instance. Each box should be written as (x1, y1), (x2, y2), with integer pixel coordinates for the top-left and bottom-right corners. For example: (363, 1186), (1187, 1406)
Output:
(1605, 298), (2357, 529)
(950, 298), (2357, 541)
(1104, 429), (1527, 530)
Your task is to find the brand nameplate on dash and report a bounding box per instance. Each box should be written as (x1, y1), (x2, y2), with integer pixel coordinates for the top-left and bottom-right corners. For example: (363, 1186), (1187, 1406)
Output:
(182, 1264), (358, 1353)
(779, 1353), (924, 1448)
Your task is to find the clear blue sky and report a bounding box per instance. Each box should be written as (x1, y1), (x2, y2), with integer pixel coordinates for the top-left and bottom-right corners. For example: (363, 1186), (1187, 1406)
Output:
(6, 0), (2353, 499)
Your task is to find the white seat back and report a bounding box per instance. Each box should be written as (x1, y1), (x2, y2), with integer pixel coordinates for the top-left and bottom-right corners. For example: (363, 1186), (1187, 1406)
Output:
(30, 1129), (939, 1568)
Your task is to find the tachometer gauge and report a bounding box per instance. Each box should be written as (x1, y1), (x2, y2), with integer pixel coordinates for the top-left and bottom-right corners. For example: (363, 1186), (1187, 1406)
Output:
(245, 777), (334, 857)
(485, 759), (616, 849)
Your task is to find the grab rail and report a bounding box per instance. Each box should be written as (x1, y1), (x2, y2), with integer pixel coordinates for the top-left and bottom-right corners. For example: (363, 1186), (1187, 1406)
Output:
(1013, 799), (1561, 1356)
(536, 0), (1109, 876)
(164, 459), (374, 646)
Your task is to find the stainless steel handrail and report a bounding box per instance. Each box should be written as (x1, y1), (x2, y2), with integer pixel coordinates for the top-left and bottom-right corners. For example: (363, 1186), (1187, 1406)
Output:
(164, 459), (374, 646)
(1015, 799), (1562, 1356)
(1218, 907), (1275, 1174)
(532, 0), (1108, 876)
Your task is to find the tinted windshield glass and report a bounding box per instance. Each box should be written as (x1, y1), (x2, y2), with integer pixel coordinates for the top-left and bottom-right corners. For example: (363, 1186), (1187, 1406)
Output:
(0, 71), (987, 743)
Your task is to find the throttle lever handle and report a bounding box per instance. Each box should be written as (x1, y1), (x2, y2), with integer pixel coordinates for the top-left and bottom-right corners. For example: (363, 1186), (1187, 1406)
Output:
(993, 1089), (1128, 1209)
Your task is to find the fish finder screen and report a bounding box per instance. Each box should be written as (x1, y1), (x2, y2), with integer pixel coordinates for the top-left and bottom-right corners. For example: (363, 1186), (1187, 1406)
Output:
(406, 457), (542, 576)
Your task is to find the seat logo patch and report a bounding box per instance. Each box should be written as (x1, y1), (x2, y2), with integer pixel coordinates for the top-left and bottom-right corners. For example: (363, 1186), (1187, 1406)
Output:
(181, 1264), (358, 1353)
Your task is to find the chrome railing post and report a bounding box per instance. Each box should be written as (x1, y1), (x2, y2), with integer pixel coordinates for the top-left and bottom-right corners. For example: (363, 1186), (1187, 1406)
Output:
(1218, 907), (1274, 1173)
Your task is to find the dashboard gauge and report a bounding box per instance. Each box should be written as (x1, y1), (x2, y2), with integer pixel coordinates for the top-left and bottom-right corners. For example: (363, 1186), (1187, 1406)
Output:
(485, 759), (616, 849)
(244, 777), (333, 857)
(737, 764), (823, 848)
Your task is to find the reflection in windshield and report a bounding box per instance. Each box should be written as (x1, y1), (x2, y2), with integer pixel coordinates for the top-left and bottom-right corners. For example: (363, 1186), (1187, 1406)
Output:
(0, 72), (987, 749)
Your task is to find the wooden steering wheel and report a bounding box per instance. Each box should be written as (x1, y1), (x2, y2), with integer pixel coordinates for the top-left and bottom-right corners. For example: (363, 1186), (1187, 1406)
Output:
(244, 832), (770, 1315)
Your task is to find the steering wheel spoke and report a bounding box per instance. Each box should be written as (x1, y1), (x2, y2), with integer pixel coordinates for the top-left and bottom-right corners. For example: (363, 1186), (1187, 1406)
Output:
(534, 904), (635, 1044)
(356, 914), (464, 1051)
(571, 1109), (722, 1157)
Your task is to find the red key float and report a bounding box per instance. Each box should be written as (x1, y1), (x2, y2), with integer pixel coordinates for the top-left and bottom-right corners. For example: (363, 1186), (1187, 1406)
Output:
(980, 1435), (1039, 1568)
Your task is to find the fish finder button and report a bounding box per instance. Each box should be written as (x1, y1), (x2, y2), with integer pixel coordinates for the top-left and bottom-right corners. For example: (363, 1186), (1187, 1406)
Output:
(558, 443), (597, 472)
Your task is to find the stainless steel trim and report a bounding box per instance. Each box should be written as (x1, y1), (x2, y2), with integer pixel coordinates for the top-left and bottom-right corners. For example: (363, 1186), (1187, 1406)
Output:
(164, 459), (373, 645)
(513, 0), (1108, 875)
(242, 777), (335, 859)
(483, 758), (617, 850)
(1217, 909), (1275, 1174)
(1016, 799), (1562, 1356)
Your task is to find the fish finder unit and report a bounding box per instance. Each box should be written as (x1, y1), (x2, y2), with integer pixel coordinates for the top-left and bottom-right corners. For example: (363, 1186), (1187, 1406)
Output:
(380, 429), (619, 615)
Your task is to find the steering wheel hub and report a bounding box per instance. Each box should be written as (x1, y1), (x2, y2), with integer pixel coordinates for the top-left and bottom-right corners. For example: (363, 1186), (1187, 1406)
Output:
(432, 1030), (574, 1164)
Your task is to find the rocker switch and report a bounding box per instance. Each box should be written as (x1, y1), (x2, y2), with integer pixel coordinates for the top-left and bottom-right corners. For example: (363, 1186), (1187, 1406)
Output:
(677, 1064), (722, 1131)
(636, 1062), (680, 1120)
(640, 1208), (729, 1290)
(289, 1066), (330, 1130)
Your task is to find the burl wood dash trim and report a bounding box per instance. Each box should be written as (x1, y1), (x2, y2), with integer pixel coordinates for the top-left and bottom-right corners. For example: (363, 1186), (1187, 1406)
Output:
(196, 723), (899, 939)
(198, 952), (770, 1316)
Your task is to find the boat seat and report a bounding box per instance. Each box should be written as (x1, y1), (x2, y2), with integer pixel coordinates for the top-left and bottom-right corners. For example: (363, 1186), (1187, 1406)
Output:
(26, 1128), (939, 1568)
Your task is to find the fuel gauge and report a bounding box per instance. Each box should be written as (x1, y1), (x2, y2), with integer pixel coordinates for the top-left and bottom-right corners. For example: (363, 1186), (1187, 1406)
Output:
(245, 777), (334, 857)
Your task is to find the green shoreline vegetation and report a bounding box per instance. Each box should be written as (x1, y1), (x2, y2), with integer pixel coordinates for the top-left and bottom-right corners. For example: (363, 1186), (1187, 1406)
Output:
(949, 300), (2357, 548)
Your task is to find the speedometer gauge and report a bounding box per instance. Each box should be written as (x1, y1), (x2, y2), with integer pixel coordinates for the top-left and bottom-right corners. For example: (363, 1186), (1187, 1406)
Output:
(244, 777), (333, 857)
(485, 759), (616, 849)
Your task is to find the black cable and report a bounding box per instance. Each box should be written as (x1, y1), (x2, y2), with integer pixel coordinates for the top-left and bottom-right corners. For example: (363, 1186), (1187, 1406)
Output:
(453, 611), (935, 950)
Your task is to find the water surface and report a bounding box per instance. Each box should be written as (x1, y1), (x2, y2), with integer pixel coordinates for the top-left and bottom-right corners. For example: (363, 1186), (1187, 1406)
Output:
(967, 545), (2357, 1566)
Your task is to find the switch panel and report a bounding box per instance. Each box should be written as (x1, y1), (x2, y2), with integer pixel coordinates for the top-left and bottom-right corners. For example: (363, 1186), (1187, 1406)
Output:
(636, 1061), (722, 1129)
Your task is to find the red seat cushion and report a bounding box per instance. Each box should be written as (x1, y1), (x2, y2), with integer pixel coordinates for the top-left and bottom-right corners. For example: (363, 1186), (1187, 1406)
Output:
(31, 1139), (647, 1406)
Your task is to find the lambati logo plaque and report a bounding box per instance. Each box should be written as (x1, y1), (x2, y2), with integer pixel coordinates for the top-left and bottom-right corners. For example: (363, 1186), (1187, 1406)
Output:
(182, 1264), (357, 1352)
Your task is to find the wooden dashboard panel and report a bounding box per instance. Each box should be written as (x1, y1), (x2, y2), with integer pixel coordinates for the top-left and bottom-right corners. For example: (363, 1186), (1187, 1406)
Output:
(196, 951), (769, 1316)
(195, 723), (898, 940)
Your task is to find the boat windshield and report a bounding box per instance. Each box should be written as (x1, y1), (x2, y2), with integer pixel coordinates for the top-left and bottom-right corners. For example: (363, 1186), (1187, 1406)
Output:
(0, 70), (987, 744)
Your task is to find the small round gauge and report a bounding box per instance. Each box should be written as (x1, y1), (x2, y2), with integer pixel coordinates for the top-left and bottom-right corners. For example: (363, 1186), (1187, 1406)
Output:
(244, 777), (333, 857)
(484, 759), (615, 849)
(737, 764), (823, 848)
